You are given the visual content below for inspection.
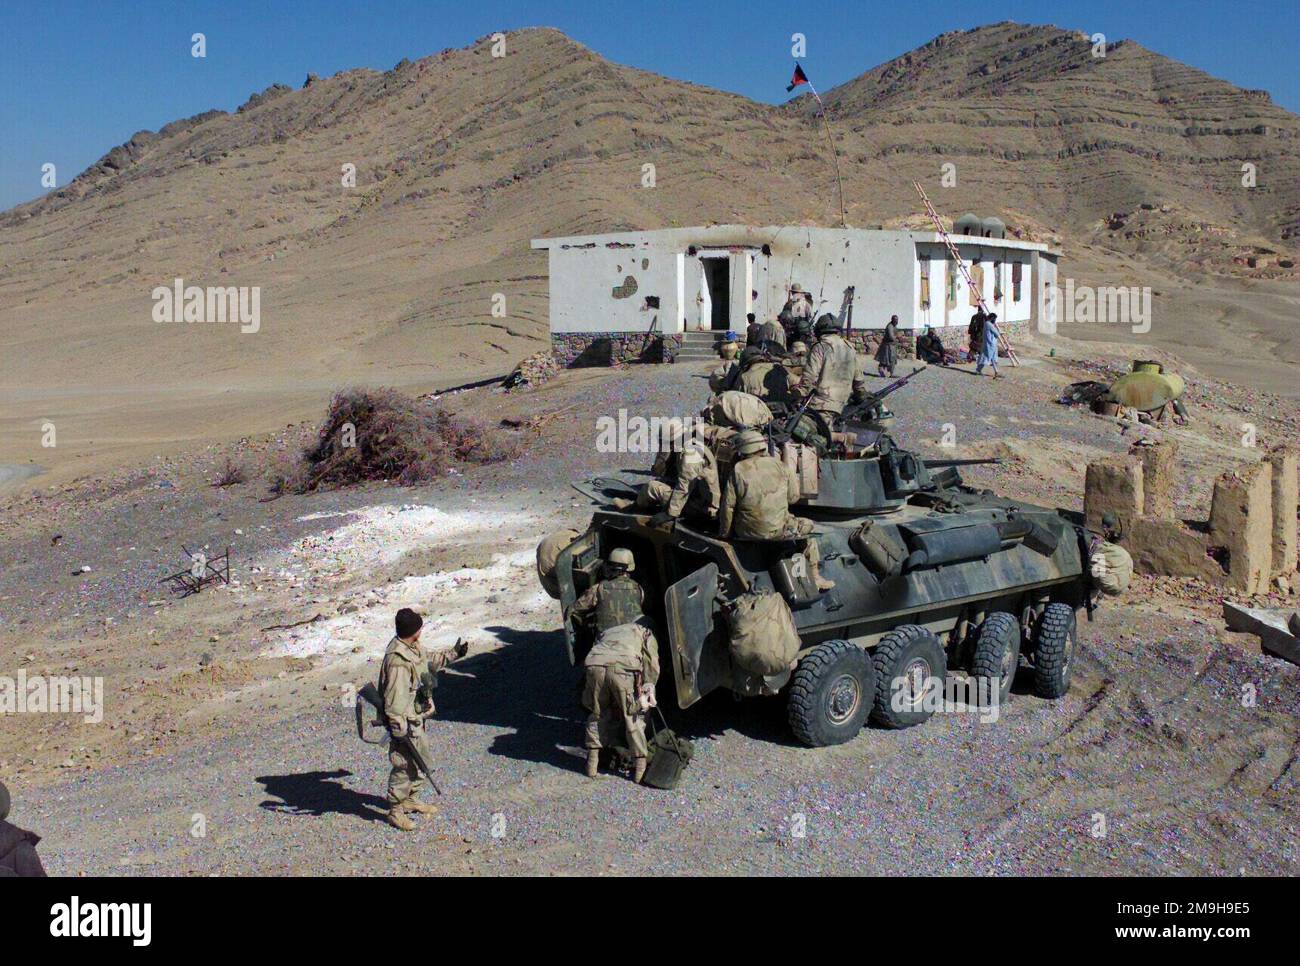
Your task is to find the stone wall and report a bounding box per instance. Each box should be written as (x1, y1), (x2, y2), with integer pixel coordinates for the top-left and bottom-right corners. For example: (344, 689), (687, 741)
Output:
(551, 332), (681, 367)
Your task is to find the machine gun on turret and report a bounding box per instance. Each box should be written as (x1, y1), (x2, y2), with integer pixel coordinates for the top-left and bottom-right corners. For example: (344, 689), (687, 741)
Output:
(839, 365), (928, 431)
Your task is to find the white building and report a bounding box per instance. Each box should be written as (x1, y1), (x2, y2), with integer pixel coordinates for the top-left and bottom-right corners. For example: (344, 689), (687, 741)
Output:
(532, 224), (1059, 365)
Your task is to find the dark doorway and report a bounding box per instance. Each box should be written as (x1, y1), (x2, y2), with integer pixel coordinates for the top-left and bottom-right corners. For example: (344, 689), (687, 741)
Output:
(702, 257), (730, 330)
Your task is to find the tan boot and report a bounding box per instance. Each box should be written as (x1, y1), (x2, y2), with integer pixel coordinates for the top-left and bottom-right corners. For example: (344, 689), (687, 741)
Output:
(585, 749), (601, 778)
(404, 799), (439, 816)
(387, 808), (416, 831)
(633, 756), (648, 784)
(807, 542), (835, 592)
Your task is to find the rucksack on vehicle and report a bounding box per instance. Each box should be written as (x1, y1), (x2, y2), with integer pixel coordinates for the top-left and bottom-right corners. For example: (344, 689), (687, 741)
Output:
(726, 590), (801, 677)
(707, 391), (773, 429)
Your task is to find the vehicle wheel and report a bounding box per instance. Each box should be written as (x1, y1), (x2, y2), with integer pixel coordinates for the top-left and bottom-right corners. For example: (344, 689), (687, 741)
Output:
(870, 624), (946, 729)
(970, 612), (1021, 706)
(787, 640), (875, 747)
(1032, 603), (1076, 698)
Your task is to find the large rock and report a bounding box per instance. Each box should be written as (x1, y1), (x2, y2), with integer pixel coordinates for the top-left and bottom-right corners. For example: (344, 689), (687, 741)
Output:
(1223, 602), (1300, 666)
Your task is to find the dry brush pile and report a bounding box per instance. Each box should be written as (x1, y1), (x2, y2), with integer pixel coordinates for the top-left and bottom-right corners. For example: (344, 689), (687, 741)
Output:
(273, 387), (516, 492)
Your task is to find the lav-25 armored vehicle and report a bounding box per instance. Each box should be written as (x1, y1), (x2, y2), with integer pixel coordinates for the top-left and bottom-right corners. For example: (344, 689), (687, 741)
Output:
(551, 383), (1099, 748)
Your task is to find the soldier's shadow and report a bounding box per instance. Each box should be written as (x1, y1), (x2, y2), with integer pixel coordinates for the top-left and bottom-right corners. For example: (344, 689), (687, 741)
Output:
(256, 768), (389, 823)
(432, 626), (587, 773)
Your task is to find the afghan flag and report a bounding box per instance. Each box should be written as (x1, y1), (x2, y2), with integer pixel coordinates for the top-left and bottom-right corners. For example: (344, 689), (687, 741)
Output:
(786, 62), (809, 93)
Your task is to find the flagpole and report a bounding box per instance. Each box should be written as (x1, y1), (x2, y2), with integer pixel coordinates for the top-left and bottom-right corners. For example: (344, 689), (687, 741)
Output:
(806, 79), (848, 229)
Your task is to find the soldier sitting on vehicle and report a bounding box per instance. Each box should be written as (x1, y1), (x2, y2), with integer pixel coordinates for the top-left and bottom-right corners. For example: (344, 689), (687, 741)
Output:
(720, 430), (834, 592)
(803, 314), (868, 435)
(581, 616), (660, 783)
(636, 436), (720, 530)
(737, 345), (798, 405)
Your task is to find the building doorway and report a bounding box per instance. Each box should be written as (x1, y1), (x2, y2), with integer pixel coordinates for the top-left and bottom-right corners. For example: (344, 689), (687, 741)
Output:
(701, 256), (730, 330)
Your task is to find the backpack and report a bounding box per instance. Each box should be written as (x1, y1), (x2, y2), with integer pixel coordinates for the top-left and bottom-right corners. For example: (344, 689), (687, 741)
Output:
(726, 590), (801, 676)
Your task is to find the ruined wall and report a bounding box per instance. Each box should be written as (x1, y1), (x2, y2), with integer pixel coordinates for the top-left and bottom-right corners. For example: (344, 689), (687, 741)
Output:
(1084, 440), (1298, 592)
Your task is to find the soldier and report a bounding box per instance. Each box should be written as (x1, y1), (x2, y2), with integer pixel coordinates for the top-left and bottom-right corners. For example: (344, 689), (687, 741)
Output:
(803, 314), (867, 431)
(720, 430), (834, 591)
(781, 283), (815, 331)
(744, 312), (762, 345)
(756, 317), (787, 350)
(0, 781), (46, 877)
(1089, 513), (1133, 596)
(379, 608), (468, 831)
(567, 548), (645, 636)
(737, 345), (797, 404)
(637, 436), (721, 529)
(581, 617), (661, 782)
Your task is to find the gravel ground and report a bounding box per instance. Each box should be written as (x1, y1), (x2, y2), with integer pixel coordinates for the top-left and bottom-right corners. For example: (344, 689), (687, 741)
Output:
(8, 350), (1300, 875)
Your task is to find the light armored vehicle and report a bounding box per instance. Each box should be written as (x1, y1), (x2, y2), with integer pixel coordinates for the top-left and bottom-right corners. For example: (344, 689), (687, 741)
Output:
(552, 407), (1100, 747)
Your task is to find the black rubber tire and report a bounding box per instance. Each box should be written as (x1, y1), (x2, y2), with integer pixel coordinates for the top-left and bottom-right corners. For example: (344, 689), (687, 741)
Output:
(1032, 603), (1076, 698)
(970, 611), (1021, 706)
(787, 640), (875, 747)
(870, 624), (947, 729)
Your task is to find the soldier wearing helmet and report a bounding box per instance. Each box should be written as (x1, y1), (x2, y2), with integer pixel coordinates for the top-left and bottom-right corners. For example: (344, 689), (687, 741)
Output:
(570, 548), (658, 782)
(803, 313), (867, 428)
(720, 430), (834, 592)
(566, 548), (646, 640)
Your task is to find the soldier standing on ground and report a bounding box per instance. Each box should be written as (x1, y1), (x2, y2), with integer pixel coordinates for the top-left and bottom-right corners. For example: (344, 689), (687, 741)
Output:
(379, 608), (467, 831)
(581, 617), (661, 782)
(567, 548), (645, 639)
(0, 781), (46, 877)
(781, 283), (815, 333)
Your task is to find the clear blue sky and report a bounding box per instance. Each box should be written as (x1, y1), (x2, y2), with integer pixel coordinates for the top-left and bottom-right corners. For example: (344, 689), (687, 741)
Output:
(3, 0), (1297, 211)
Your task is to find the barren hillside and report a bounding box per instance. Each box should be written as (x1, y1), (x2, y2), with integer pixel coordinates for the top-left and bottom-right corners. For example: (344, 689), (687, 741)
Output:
(1, 24), (1297, 479)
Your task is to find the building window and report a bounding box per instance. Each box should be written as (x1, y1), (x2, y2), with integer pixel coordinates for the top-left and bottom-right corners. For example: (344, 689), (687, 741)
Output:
(919, 260), (931, 309)
(968, 262), (984, 307)
(1011, 261), (1023, 301)
(993, 261), (1003, 303)
(946, 258), (957, 308)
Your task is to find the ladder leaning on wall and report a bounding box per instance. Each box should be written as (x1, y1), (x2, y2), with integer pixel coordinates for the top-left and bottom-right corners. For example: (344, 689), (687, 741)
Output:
(912, 181), (1019, 367)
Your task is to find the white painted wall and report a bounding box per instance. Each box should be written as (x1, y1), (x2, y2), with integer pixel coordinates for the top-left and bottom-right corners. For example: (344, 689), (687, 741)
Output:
(532, 226), (1054, 334)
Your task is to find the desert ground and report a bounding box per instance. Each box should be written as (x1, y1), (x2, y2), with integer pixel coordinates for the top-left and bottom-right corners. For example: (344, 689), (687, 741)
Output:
(1, 329), (1297, 876)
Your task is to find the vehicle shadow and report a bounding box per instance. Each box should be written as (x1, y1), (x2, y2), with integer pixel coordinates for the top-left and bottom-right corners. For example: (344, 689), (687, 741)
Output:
(431, 625), (587, 773)
(256, 768), (389, 822)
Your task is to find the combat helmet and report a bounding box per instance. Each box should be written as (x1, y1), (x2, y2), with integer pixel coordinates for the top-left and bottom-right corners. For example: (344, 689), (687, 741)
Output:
(606, 547), (635, 573)
(734, 429), (769, 458)
(814, 313), (840, 335)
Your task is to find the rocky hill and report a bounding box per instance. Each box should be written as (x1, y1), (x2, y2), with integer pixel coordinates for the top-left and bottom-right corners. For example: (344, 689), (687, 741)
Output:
(1, 23), (1297, 475)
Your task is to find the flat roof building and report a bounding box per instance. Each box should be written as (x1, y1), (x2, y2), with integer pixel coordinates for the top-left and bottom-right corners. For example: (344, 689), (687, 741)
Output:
(532, 224), (1059, 365)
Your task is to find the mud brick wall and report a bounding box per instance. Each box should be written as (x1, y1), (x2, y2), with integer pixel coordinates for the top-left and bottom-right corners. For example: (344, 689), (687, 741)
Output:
(1268, 446), (1298, 574)
(550, 332), (681, 367)
(1084, 456), (1144, 534)
(1131, 440), (1178, 519)
(1209, 463), (1273, 594)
